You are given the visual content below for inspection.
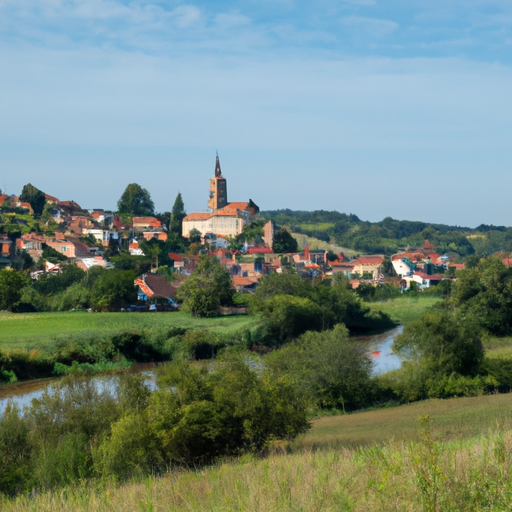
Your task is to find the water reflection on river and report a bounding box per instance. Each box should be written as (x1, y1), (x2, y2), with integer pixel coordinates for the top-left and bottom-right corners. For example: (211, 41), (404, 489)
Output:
(354, 325), (403, 375)
(0, 371), (157, 416)
(1, 327), (404, 414)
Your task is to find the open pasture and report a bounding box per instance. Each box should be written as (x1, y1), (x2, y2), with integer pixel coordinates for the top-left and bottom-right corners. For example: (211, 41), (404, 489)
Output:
(0, 311), (258, 350)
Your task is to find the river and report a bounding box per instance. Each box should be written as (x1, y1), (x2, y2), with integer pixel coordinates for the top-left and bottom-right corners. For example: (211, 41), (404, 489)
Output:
(0, 326), (404, 415)
(354, 324), (404, 375)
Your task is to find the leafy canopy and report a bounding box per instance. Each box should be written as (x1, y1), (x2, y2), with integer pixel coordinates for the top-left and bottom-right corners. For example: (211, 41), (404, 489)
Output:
(176, 255), (234, 317)
(20, 183), (46, 217)
(117, 183), (155, 216)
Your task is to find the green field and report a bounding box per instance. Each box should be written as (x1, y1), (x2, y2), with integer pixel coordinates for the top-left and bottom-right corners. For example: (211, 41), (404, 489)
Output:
(0, 311), (258, 350)
(370, 295), (442, 325)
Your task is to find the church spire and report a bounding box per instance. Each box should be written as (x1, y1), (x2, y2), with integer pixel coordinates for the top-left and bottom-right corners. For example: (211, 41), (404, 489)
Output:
(215, 151), (222, 178)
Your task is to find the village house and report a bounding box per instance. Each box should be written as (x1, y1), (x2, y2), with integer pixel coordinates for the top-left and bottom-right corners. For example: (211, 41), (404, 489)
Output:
(44, 193), (59, 204)
(67, 215), (94, 234)
(232, 275), (259, 293)
(411, 272), (444, 288)
(350, 255), (385, 280)
(129, 239), (144, 256)
(0, 234), (13, 268)
(45, 239), (76, 258)
(134, 273), (179, 308)
(132, 217), (163, 230)
(168, 252), (185, 271)
(83, 228), (111, 247)
(17, 233), (45, 261)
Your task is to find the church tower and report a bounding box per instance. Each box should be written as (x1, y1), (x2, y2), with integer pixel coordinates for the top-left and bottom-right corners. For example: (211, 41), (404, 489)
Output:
(208, 153), (228, 211)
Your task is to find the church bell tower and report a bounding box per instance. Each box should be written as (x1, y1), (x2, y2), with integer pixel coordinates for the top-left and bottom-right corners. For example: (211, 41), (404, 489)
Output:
(208, 152), (228, 211)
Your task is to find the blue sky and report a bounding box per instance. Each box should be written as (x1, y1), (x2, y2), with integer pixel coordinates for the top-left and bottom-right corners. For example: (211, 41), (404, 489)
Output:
(1, 1), (512, 226)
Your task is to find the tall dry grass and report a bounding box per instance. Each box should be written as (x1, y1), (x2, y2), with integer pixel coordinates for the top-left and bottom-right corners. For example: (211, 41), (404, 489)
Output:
(3, 424), (512, 512)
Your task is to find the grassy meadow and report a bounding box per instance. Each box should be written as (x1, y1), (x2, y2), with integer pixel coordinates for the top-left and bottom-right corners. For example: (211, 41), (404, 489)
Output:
(0, 311), (258, 350)
(4, 393), (512, 511)
(369, 295), (442, 326)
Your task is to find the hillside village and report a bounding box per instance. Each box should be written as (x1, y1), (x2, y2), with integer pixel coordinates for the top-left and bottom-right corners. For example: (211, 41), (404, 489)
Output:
(0, 154), (491, 310)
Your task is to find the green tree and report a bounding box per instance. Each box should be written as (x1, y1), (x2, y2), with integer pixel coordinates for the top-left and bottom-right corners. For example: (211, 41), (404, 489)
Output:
(117, 183), (155, 216)
(188, 228), (201, 244)
(170, 192), (186, 235)
(449, 257), (512, 335)
(237, 220), (264, 245)
(91, 269), (137, 311)
(266, 324), (374, 411)
(148, 355), (309, 465)
(393, 311), (484, 378)
(0, 269), (30, 311)
(176, 255), (234, 317)
(273, 229), (298, 253)
(258, 294), (324, 343)
(19, 183), (46, 217)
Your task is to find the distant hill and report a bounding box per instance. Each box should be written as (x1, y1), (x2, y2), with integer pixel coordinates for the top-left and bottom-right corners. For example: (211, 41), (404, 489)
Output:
(260, 209), (512, 258)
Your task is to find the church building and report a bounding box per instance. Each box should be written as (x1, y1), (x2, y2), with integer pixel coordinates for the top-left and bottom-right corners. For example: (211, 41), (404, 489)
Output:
(182, 154), (256, 239)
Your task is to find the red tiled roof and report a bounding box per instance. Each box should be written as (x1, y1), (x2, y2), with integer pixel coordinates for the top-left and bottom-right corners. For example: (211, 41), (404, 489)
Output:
(414, 272), (444, 281)
(503, 259), (512, 268)
(232, 276), (258, 286)
(135, 274), (178, 298)
(19, 202), (33, 211)
(331, 261), (354, 267)
(0, 194), (8, 205)
(351, 256), (384, 266)
(246, 247), (273, 254)
(423, 240), (435, 250)
(44, 193), (59, 203)
(168, 252), (184, 262)
(211, 202), (249, 217)
(392, 252), (425, 262)
(133, 217), (162, 227)
(184, 212), (211, 221)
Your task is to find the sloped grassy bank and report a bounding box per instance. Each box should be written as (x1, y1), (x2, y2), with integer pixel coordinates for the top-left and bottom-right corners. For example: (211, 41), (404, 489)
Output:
(4, 393), (512, 512)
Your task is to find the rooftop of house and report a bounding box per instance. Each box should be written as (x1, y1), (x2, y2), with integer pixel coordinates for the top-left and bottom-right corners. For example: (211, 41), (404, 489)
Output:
(135, 273), (178, 299)
(246, 247), (273, 254)
(44, 193), (59, 203)
(211, 202), (249, 217)
(168, 252), (184, 262)
(392, 252), (427, 262)
(183, 212), (211, 222)
(232, 276), (258, 286)
(414, 272), (444, 280)
(351, 256), (385, 266)
(132, 217), (162, 227)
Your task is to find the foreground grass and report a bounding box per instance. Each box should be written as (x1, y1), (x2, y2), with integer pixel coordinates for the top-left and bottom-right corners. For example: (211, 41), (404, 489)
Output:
(369, 295), (442, 326)
(4, 393), (512, 511)
(0, 311), (258, 350)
